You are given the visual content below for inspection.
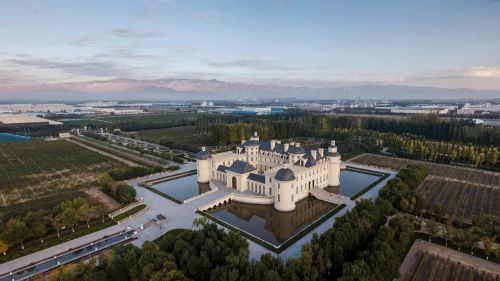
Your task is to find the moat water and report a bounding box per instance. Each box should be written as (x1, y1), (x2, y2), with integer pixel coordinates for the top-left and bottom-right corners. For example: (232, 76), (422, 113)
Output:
(151, 174), (210, 201)
(206, 197), (337, 246)
(205, 169), (382, 246)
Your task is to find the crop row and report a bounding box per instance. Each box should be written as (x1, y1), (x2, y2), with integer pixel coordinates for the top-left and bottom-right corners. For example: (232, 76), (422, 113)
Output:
(411, 251), (498, 281)
(417, 178), (500, 220)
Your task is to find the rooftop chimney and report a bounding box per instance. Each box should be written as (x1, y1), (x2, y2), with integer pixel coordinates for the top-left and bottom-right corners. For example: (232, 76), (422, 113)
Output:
(241, 139), (245, 144)
(271, 140), (276, 150)
(202, 146), (206, 151)
(284, 143), (289, 152)
(318, 148), (324, 158)
(311, 150), (317, 159)
(295, 142), (300, 147)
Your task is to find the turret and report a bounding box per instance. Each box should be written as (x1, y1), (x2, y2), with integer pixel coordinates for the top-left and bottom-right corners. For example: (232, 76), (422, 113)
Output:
(326, 140), (341, 186)
(274, 167), (296, 211)
(196, 147), (211, 183)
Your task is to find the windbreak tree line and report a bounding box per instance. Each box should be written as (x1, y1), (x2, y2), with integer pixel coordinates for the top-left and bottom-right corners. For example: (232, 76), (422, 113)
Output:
(194, 113), (499, 169)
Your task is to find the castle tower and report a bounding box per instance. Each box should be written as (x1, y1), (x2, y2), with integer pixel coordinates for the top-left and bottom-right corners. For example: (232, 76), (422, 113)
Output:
(327, 140), (341, 186)
(196, 147), (211, 183)
(274, 167), (296, 211)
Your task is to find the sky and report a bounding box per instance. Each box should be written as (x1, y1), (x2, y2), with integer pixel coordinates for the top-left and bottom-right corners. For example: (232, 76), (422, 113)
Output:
(1, 0), (500, 92)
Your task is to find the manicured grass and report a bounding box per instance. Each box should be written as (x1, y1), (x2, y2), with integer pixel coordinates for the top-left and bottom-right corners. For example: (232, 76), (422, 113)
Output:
(112, 204), (147, 222)
(0, 139), (127, 206)
(197, 204), (346, 253)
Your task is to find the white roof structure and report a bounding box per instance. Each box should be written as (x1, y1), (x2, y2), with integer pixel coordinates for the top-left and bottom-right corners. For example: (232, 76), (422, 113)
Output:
(0, 114), (63, 125)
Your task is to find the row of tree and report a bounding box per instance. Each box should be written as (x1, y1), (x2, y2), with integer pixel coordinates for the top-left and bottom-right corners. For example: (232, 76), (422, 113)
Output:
(194, 113), (499, 169)
(0, 197), (108, 255)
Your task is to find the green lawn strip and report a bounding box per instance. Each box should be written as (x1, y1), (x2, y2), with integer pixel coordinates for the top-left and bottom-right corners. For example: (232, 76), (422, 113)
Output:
(350, 172), (390, 200)
(0, 219), (116, 264)
(197, 203), (346, 253)
(112, 204), (147, 222)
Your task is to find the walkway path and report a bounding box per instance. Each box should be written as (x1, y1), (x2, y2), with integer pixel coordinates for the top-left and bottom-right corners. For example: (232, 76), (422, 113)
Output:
(309, 188), (352, 205)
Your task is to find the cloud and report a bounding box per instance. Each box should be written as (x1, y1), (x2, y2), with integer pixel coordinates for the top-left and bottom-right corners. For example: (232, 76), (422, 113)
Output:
(207, 58), (299, 71)
(111, 28), (163, 39)
(467, 66), (500, 78)
(6, 56), (132, 78)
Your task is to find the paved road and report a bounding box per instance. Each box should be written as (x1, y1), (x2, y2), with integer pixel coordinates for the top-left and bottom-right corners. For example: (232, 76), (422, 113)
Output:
(0, 162), (396, 275)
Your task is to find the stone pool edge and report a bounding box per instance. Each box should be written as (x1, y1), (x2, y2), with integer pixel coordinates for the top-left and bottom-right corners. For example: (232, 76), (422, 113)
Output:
(196, 203), (346, 254)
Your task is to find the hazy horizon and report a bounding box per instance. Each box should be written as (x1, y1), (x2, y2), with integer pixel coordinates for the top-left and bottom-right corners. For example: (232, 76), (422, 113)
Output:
(1, 0), (500, 100)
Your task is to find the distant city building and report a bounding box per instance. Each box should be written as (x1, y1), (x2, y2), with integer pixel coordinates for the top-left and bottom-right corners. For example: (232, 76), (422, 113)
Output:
(459, 103), (500, 114)
(200, 101), (214, 107)
(389, 105), (455, 115)
(196, 132), (341, 211)
(0, 114), (63, 128)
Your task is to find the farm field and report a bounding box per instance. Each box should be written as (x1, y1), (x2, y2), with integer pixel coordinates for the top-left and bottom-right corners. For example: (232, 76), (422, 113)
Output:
(134, 125), (214, 152)
(350, 153), (500, 186)
(350, 154), (500, 220)
(398, 240), (500, 281)
(417, 177), (500, 220)
(65, 112), (203, 131)
(0, 139), (128, 206)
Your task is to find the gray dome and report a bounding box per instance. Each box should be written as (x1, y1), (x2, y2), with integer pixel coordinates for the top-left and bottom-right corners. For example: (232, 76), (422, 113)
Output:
(287, 146), (305, 154)
(326, 151), (341, 158)
(196, 150), (211, 160)
(275, 168), (296, 181)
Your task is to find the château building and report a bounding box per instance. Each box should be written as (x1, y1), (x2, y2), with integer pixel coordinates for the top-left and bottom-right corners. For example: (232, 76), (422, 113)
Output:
(196, 132), (341, 211)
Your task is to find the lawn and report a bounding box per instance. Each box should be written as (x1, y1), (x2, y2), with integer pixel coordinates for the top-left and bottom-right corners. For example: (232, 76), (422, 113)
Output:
(0, 139), (128, 206)
(134, 125), (215, 152)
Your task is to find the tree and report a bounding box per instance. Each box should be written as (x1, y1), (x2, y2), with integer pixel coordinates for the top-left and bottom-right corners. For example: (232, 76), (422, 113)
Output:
(114, 183), (137, 204)
(76, 203), (94, 228)
(481, 236), (494, 260)
(24, 211), (47, 243)
(99, 173), (115, 193)
(2, 219), (29, 249)
(48, 213), (64, 237)
(95, 203), (108, 223)
(59, 207), (77, 233)
(426, 219), (439, 242)
(0, 240), (9, 255)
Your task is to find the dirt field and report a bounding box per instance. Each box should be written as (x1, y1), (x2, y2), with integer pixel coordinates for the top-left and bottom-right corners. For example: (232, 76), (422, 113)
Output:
(84, 187), (121, 211)
(398, 240), (500, 281)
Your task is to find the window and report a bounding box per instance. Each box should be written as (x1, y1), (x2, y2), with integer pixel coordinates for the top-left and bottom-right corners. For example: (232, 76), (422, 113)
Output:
(270, 188), (272, 195)
(278, 194), (280, 202)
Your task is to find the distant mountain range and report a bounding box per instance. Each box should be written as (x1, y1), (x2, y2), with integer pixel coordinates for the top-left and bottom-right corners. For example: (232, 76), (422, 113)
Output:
(1, 78), (499, 101)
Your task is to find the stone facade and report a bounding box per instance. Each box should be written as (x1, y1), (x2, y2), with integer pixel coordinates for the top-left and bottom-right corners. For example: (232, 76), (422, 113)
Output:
(196, 132), (341, 211)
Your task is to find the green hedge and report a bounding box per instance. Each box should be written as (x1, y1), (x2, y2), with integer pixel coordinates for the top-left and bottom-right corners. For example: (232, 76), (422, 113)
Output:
(139, 183), (182, 204)
(197, 203), (346, 253)
(112, 204), (147, 221)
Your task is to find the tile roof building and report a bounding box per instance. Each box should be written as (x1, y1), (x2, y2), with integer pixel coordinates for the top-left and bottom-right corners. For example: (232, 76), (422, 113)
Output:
(196, 132), (342, 211)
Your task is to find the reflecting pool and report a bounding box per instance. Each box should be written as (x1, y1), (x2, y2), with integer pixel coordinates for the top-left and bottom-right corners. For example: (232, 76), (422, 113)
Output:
(206, 197), (337, 246)
(325, 169), (382, 198)
(150, 174), (210, 201)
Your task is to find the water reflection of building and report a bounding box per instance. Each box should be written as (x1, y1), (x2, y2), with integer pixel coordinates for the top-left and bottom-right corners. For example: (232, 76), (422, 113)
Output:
(218, 197), (336, 243)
